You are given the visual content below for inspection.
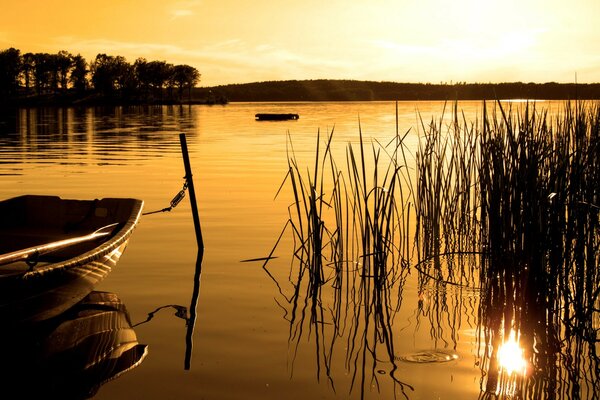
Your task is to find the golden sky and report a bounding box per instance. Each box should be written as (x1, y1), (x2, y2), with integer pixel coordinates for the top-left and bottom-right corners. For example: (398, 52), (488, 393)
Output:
(1, 0), (599, 86)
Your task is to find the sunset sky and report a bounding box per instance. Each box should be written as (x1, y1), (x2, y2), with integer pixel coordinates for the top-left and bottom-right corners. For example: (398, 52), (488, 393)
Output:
(1, 0), (599, 87)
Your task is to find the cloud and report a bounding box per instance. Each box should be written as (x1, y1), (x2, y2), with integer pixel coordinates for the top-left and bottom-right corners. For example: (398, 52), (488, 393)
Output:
(168, 0), (203, 20)
(48, 35), (356, 85)
(46, 29), (599, 86)
(170, 9), (194, 19)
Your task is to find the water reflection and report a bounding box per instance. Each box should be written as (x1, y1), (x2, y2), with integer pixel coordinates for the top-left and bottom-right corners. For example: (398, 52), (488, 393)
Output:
(265, 102), (599, 399)
(0, 291), (147, 399)
(413, 253), (480, 351)
(477, 253), (600, 399)
(264, 238), (414, 398)
(133, 248), (204, 370)
(412, 101), (600, 399)
(0, 106), (198, 173)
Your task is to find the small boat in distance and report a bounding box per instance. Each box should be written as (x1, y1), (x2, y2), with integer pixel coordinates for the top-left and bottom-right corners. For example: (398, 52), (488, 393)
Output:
(255, 113), (299, 121)
(0, 195), (143, 324)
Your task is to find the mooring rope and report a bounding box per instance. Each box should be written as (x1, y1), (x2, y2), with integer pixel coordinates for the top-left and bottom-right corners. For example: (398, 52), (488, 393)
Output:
(143, 178), (189, 216)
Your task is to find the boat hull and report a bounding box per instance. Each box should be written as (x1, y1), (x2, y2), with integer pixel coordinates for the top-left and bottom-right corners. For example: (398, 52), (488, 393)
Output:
(0, 240), (130, 322)
(0, 195), (143, 324)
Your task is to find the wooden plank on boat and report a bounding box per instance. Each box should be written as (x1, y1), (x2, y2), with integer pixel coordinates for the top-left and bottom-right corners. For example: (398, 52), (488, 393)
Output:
(0, 223), (119, 267)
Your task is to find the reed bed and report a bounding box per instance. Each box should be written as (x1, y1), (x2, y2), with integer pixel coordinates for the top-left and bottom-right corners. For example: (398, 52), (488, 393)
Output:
(478, 101), (597, 399)
(414, 100), (599, 398)
(264, 100), (599, 399)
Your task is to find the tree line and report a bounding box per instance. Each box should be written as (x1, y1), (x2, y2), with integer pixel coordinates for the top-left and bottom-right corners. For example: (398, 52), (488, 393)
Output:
(207, 79), (600, 101)
(0, 47), (201, 104)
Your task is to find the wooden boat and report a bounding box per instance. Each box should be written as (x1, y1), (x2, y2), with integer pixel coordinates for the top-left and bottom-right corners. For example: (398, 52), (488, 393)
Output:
(255, 113), (299, 121)
(0, 195), (143, 324)
(0, 291), (148, 398)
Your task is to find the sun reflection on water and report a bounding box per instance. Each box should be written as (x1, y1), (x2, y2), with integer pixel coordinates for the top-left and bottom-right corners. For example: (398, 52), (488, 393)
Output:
(497, 330), (527, 376)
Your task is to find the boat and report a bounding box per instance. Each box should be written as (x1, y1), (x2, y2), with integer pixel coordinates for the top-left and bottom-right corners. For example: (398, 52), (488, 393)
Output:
(255, 113), (299, 121)
(0, 291), (148, 399)
(0, 195), (143, 324)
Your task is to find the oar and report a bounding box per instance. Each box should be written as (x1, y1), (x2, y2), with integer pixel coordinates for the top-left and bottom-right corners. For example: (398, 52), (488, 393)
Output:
(0, 223), (120, 267)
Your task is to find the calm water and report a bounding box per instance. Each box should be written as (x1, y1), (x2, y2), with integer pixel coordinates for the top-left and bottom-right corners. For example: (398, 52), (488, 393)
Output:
(0, 101), (577, 399)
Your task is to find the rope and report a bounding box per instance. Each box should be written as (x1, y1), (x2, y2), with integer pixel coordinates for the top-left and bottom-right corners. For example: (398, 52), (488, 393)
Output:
(143, 178), (189, 216)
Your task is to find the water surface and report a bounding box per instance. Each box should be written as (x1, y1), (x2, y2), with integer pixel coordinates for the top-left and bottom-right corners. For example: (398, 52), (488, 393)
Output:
(0, 101), (582, 399)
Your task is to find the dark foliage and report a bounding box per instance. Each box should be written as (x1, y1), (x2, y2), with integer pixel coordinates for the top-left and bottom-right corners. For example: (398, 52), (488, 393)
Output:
(205, 79), (600, 102)
(0, 47), (203, 106)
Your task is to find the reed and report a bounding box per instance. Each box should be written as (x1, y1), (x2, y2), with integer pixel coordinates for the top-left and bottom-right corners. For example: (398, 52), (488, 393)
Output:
(415, 103), (482, 260)
(264, 118), (415, 397)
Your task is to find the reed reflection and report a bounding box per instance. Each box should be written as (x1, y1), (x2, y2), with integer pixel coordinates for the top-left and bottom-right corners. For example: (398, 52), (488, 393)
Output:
(263, 128), (415, 398)
(0, 291), (147, 400)
(413, 253), (480, 351)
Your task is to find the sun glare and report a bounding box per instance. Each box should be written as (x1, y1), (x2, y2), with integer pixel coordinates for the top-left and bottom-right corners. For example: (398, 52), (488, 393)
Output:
(497, 331), (527, 375)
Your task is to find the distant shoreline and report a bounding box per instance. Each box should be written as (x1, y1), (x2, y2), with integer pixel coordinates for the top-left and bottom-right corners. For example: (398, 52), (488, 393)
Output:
(199, 79), (600, 102)
(3, 79), (600, 107)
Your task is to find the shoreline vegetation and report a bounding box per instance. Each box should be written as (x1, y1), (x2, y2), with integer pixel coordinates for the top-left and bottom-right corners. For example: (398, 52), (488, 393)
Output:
(6, 79), (600, 107)
(202, 79), (600, 102)
(2, 47), (600, 107)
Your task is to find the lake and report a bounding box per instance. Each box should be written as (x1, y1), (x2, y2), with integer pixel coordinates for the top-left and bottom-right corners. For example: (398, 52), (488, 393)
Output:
(0, 100), (595, 399)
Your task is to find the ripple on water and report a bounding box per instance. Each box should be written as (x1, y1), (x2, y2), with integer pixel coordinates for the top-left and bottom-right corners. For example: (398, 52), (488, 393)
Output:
(395, 349), (459, 363)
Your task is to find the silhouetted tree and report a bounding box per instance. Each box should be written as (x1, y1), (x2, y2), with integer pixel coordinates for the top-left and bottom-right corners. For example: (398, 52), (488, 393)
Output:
(133, 57), (153, 99)
(116, 60), (138, 97)
(55, 50), (73, 92)
(21, 52), (35, 93)
(0, 48), (22, 97)
(145, 60), (173, 100)
(32, 53), (52, 95)
(90, 54), (134, 97)
(45, 53), (60, 93)
(70, 54), (88, 93)
(171, 64), (200, 101)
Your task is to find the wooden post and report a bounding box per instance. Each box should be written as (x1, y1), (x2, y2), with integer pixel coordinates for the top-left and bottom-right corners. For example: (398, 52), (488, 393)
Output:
(179, 133), (204, 370)
(179, 133), (203, 248)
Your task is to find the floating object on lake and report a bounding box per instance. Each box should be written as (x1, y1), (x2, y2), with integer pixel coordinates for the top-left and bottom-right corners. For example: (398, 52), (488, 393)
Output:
(0, 195), (143, 324)
(395, 349), (459, 363)
(255, 113), (299, 121)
